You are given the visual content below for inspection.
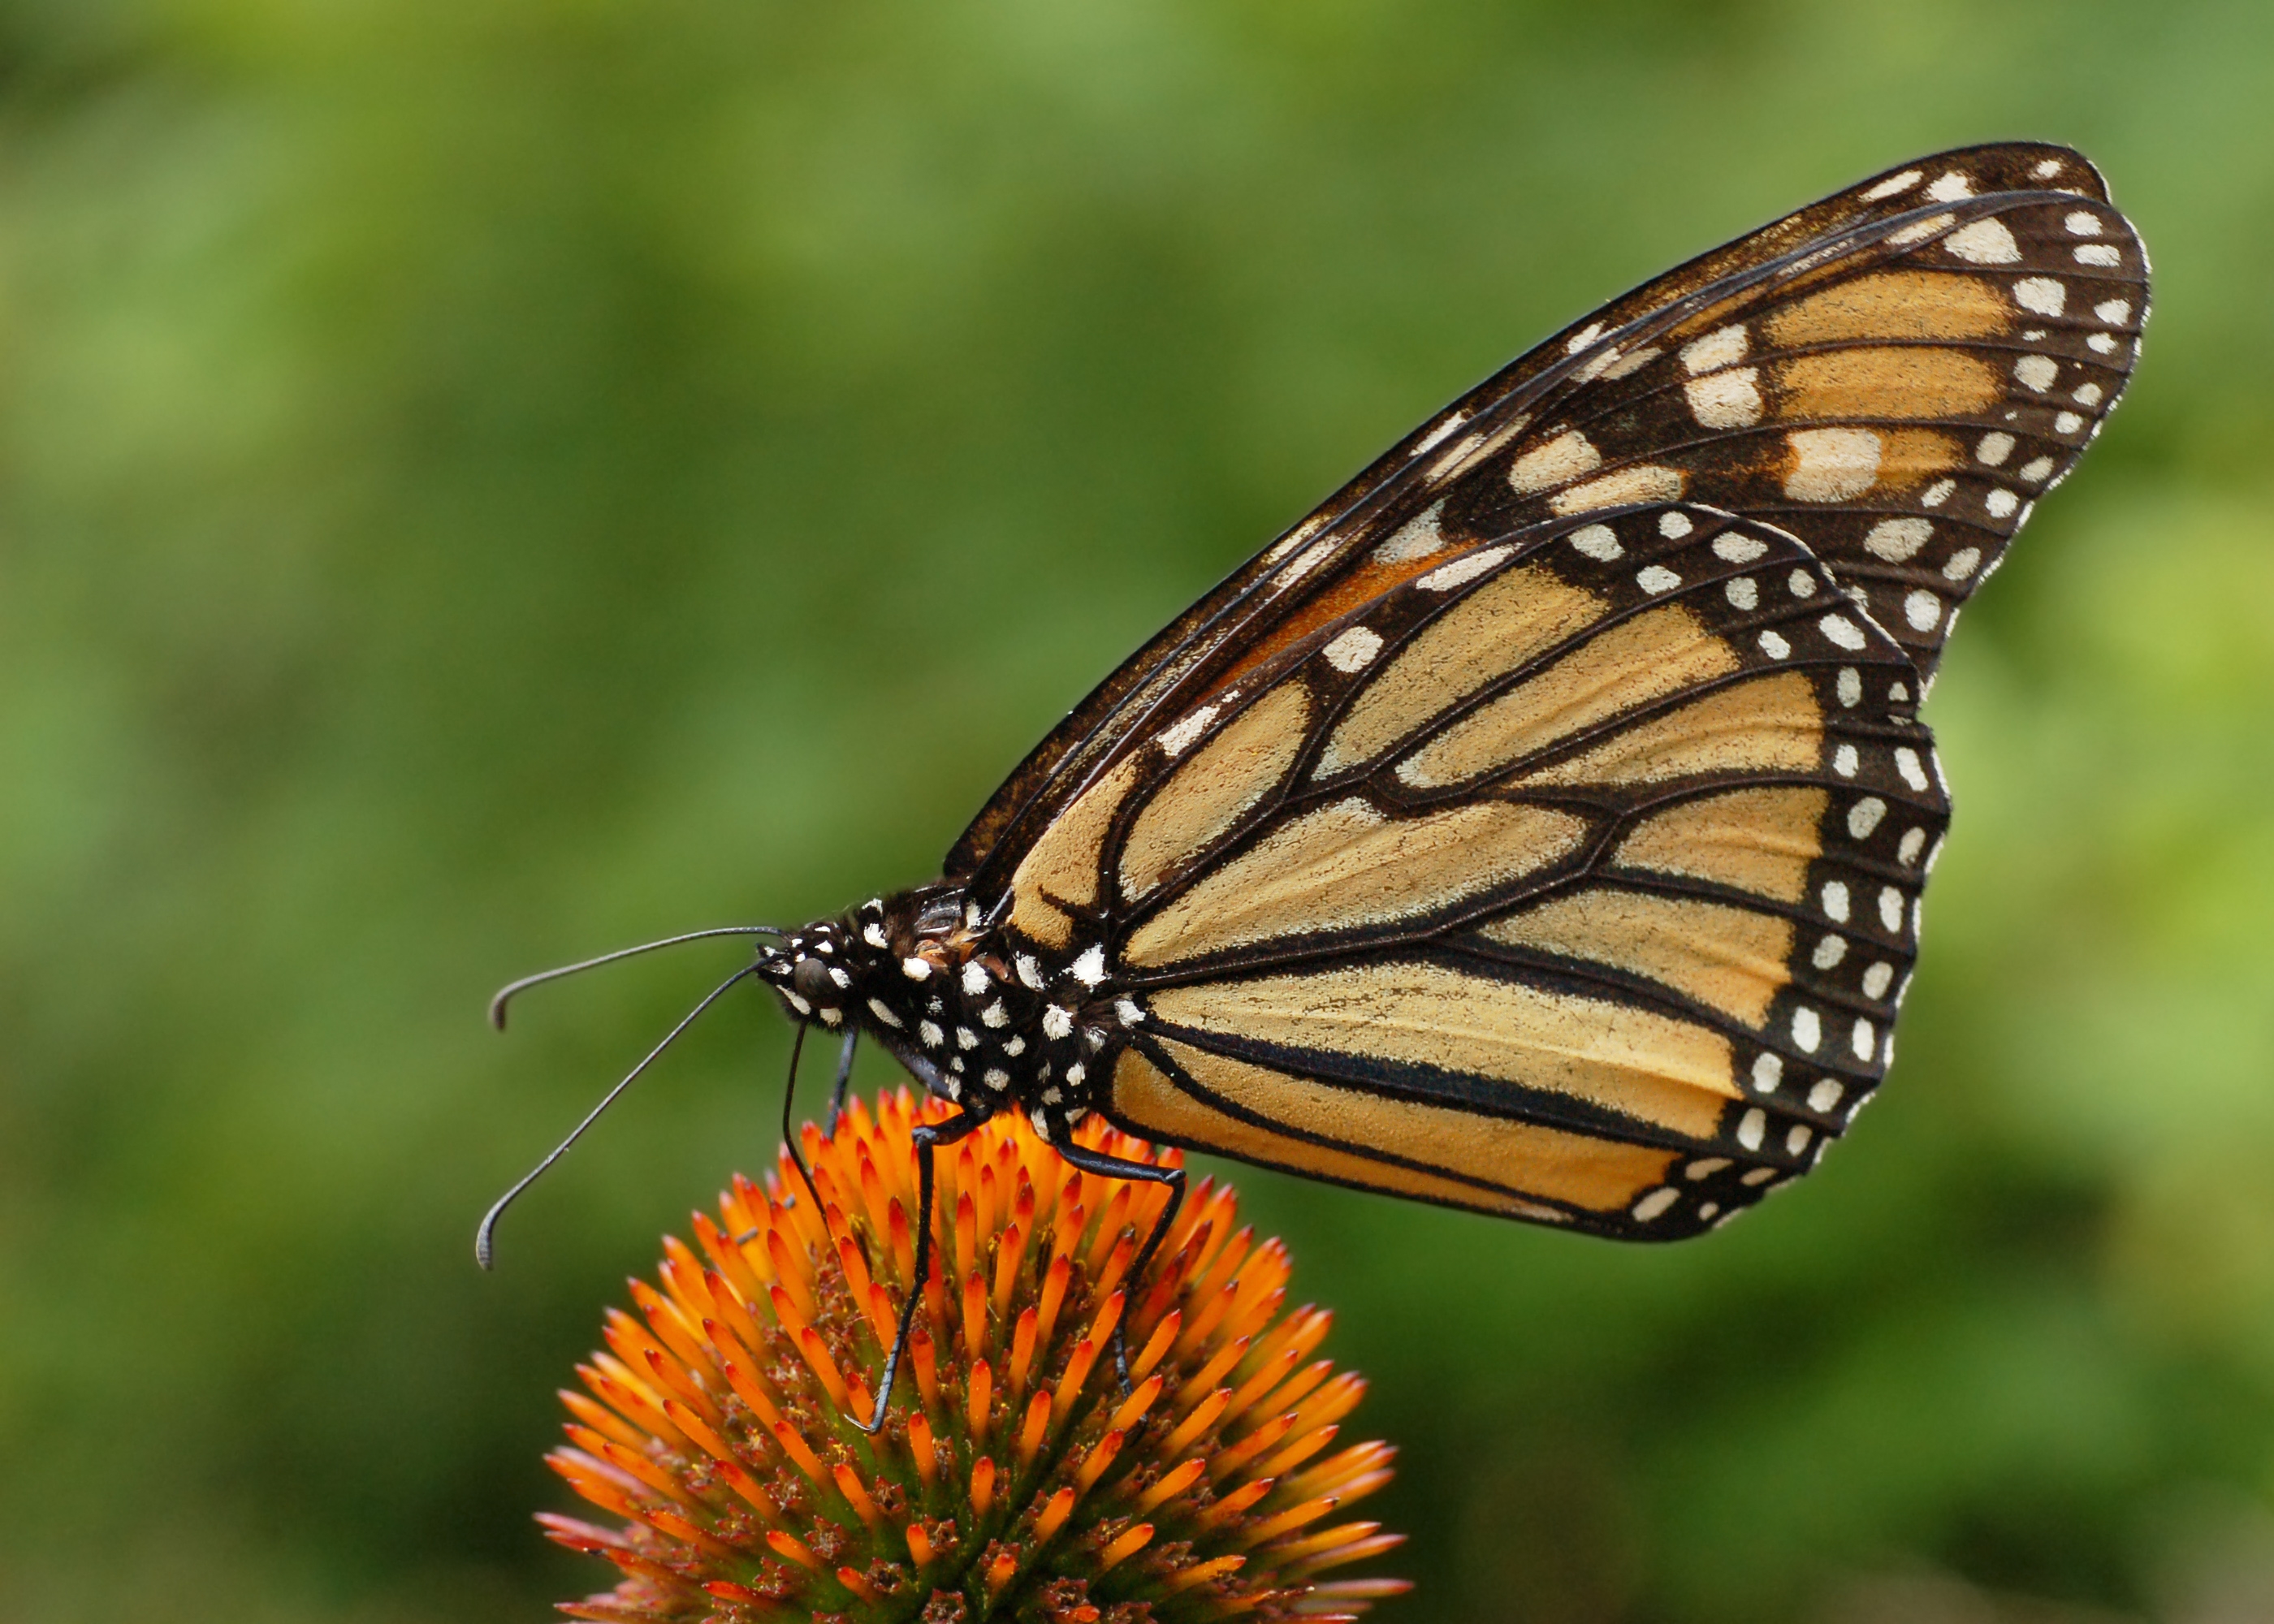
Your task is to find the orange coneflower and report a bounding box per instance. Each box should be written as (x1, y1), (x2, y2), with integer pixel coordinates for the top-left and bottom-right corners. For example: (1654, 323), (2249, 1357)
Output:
(542, 1088), (1409, 1622)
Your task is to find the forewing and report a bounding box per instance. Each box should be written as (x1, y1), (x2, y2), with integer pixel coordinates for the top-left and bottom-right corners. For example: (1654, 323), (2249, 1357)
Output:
(949, 141), (2138, 895)
(1067, 503), (1948, 1239)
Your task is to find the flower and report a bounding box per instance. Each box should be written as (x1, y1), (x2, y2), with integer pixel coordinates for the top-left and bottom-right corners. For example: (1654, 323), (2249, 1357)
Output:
(542, 1087), (1410, 1622)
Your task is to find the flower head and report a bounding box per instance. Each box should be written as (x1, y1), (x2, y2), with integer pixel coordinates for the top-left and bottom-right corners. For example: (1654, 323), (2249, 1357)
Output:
(543, 1089), (1408, 1622)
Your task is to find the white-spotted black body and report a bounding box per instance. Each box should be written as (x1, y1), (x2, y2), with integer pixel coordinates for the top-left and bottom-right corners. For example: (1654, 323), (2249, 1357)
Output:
(754, 885), (1115, 1144)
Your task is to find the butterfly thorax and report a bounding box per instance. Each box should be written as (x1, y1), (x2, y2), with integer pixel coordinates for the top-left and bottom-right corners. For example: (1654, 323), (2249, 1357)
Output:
(755, 885), (1115, 1142)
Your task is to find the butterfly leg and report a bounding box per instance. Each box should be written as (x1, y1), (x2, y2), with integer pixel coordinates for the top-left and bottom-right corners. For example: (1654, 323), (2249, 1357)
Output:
(827, 1028), (859, 1133)
(852, 1104), (986, 1434)
(1049, 1137), (1187, 1389)
(776, 1022), (827, 1212)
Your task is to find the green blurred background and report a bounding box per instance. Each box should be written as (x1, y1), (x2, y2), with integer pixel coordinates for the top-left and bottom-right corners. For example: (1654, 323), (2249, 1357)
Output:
(3, 1), (2271, 1619)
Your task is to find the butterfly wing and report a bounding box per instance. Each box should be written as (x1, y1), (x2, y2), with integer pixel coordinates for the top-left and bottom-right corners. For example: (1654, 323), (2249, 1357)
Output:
(1026, 502), (1945, 1236)
(949, 142), (2142, 895)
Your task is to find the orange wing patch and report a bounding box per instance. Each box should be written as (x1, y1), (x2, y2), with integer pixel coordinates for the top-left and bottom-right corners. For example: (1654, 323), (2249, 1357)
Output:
(1143, 1039), (1680, 1216)
(1109, 1047), (1583, 1221)
(1612, 785), (1829, 904)
(1146, 959), (1740, 1138)
(1124, 799), (1588, 969)
(1477, 887), (1796, 1028)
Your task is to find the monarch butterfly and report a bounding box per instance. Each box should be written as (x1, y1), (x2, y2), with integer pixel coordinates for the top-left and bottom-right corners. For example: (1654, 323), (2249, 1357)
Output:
(482, 142), (2146, 1427)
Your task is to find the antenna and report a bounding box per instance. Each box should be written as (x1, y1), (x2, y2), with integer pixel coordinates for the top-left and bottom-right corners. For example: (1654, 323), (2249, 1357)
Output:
(487, 926), (785, 1030)
(475, 965), (759, 1268)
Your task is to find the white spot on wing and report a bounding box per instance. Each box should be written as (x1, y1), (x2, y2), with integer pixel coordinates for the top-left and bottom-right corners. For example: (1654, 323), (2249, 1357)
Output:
(1680, 324), (1749, 374)
(1784, 428), (1882, 501)
(1817, 614), (1868, 650)
(1417, 545), (1513, 592)
(1848, 797), (1886, 839)
(2064, 210), (2103, 236)
(1926, 171), (1974, 202)
(1943, 218), (2021, 264)
(1568, 523), (1622, 561)
(1412, 414), (1468, 456)
(1373, 501), (1446, 563)
(1712, 533), (1768, 564)
(2014, 278), (2066, 317)
(1324, 626), (1384, 672)
(1904, 590), (1941, 631)
(1985, 488), (2020, 519)
(1757, 630), (1790, 659)
(2073, 243), (2121, 266)
(1636, 565), (1682, 594)
(1685, 368), (1764, 428)
(1071, 945), (1107, 987)
(2014, 354), (2059, 391)
(1975, 432), (2015, 467)
(1725, 577), (1758, 610)
(1632, 1187), (1679, 1220)
(1753, 1054), (1783, 1093)
(1861, 169), (1923, 201)
(1864, 517), (1931, 561)
(1550, 464), (1685, 516)
(1508, 430), (1602, 494)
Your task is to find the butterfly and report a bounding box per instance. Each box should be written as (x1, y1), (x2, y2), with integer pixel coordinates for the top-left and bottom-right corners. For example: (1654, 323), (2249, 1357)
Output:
(482, 142), (2145, 1426)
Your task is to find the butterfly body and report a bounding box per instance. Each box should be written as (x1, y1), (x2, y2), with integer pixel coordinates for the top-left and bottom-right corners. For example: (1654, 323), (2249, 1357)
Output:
(757, 885), (1112, 1146)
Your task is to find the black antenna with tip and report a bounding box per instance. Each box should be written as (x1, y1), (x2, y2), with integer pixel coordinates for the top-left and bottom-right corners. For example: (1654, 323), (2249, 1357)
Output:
(487, 926), (785, 1030)
(475, 965), (759, 1268)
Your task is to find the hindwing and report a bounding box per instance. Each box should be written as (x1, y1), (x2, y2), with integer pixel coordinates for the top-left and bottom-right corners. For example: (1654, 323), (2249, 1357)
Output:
(1006, 502), (1948, 1237)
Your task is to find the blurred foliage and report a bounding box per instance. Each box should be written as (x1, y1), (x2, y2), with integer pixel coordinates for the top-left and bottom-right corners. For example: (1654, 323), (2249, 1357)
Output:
(1, 1), (2271, 1621)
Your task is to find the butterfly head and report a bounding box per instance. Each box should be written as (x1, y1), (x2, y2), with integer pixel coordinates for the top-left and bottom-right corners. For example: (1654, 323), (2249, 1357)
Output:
(753, 922), (859, 1030)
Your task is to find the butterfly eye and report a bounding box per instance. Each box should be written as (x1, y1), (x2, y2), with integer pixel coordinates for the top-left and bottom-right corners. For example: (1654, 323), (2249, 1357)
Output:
(914, 896), (962, 938)
(791, 957), (836, 1005)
